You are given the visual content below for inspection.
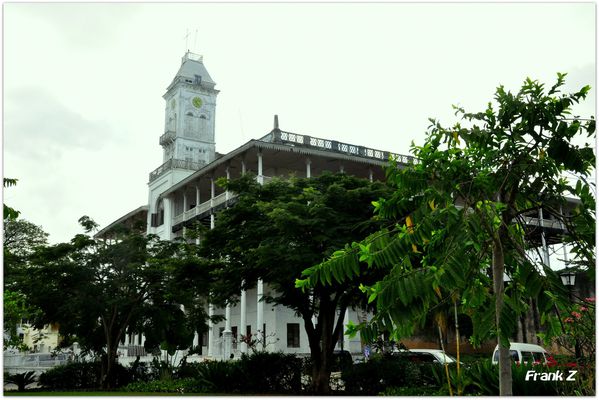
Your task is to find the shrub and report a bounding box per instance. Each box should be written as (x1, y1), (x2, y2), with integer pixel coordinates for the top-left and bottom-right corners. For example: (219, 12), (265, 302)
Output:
(431, 359), (593, 396)
(173, 352), (303, 394)
(195, 360), (243, 393)
(38, 361), (131, 390)
(237, 351), (302, 394)
(4, 371), (37, 392)
(341, 354), (428, 395)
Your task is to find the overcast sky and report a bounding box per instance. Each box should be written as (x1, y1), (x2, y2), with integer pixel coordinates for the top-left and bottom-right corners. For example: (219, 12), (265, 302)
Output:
(3, 2), (596, 245)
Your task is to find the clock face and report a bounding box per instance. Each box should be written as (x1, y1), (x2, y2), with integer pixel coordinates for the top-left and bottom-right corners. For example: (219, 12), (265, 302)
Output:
(192, 97), (203, 109)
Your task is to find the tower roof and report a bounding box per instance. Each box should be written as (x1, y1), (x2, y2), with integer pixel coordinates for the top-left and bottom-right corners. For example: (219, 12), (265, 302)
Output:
(167, 51), (216, 91)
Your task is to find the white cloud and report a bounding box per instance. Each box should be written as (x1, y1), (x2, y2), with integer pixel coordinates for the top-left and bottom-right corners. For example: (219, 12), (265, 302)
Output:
(3, 2), (595, 243)
(5, 87), (113, 159)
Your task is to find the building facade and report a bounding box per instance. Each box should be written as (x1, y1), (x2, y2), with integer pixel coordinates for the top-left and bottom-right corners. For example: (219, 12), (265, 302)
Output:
(139, 51), (417, 360)
(95, 52), (585, 363)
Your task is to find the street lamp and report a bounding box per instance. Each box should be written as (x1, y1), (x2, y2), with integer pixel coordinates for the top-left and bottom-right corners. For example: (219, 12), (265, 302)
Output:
(560, 271), (576, 287)
(559, 269), (581, 361)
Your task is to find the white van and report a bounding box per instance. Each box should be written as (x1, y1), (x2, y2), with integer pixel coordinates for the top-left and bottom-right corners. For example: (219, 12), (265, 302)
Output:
(492, 342), (552, 365)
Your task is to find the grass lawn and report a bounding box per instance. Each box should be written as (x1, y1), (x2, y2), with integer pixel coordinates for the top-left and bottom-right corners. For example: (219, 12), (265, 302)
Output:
(4, 392), (221, 396)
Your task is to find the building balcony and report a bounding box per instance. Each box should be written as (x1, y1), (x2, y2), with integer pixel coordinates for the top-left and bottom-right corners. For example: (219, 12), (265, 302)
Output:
(173, 192), (229, 225)
(159, 130), (176, 146)
(171, 176), (271, 227)
(149, 158), (205, 183)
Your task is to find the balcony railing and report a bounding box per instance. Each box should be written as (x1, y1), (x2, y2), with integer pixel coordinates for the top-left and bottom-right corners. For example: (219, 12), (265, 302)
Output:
(522, 216), (565, 231)
(173, 191), (231, 226)
(273, 130), (418, 165)
(149, 158), (205, 183)
(159, 130), (176, 146)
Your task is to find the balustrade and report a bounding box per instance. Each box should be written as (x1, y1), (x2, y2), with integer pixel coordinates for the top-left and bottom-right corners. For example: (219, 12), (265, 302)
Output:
(276, 130), (418, 165)
(172, 192), (232, 226)
(159, 130), (176, 146)
(149, 158), (205, 183)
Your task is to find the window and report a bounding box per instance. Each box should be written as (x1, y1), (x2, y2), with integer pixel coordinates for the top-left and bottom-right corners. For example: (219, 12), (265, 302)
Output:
(287, 323), (300, 348)
(510, 350), (520, 362)
(232, 326), (238, 349)
(202, 332), (208, 346)
(194, 75), (202, 85)
(493, 350), (520, 362)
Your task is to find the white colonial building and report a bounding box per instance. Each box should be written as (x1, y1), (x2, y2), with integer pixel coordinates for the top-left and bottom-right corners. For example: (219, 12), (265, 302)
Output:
(94, 51), (417, 362)
(96, 51), (581, 363)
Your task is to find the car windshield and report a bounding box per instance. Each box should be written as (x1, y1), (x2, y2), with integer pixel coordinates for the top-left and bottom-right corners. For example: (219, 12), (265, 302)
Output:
(493, 350), (520, 362)
(436, 353), (457, 362)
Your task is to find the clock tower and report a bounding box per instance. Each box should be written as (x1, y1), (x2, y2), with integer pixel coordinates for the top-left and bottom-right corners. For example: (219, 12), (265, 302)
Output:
(147, 52), (219, 238)
(161, 51), (219, 165)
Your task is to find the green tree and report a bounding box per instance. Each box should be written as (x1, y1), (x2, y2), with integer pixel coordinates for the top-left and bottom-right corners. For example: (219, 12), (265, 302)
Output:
(298, 75), (595, 395)
(3, 178), (20, 220)
(3, 217), (49, 349)
(4, 218), (49, 287)
(20, 217), (206, 389)
(200, 172), (392, 393)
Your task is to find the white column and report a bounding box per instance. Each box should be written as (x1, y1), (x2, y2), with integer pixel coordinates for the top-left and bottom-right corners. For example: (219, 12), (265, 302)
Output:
(196, 185), (200, 208)
(210, 177), (215, 229)
(257, 279), (264, 349)
(210, 177), (215, 206)
(306, 158), (312, 178)
(369, 169), (373, 182)
(538, 208), (550, 267)
(560, 205), (569, 268)
(225, 167), (231, 201)
(195, 184), (201, 245)
(193, 332), (199, 348)
(241, 159), (246, 175)
(163, 196), (173, 240)
(240, 284), (247, 353)
(343, 309), (350, 350)
(257, 152), (264, 184)
(182, 190), (188, 237)
(223, 305), (232, 359)
(339, 164), (344, 173)
(310, 293), (317, 326)
(208, 303), (215, 356)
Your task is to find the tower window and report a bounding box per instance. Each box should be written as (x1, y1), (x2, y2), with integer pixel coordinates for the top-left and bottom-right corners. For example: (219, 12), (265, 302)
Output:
(194, 75), (202, 85)
(200, 115), (207, 119)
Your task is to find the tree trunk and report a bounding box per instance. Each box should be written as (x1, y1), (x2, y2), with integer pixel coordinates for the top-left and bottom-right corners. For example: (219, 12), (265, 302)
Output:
(101, 342), (119, 389)
(313, 308), (334, 394)
(303, 293), (341, 394)
(492, 231), (512, 395)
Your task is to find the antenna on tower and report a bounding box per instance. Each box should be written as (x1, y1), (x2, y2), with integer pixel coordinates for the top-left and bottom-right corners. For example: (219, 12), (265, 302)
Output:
(193, 29), (199, 52)
(183, 29), (191, 52)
